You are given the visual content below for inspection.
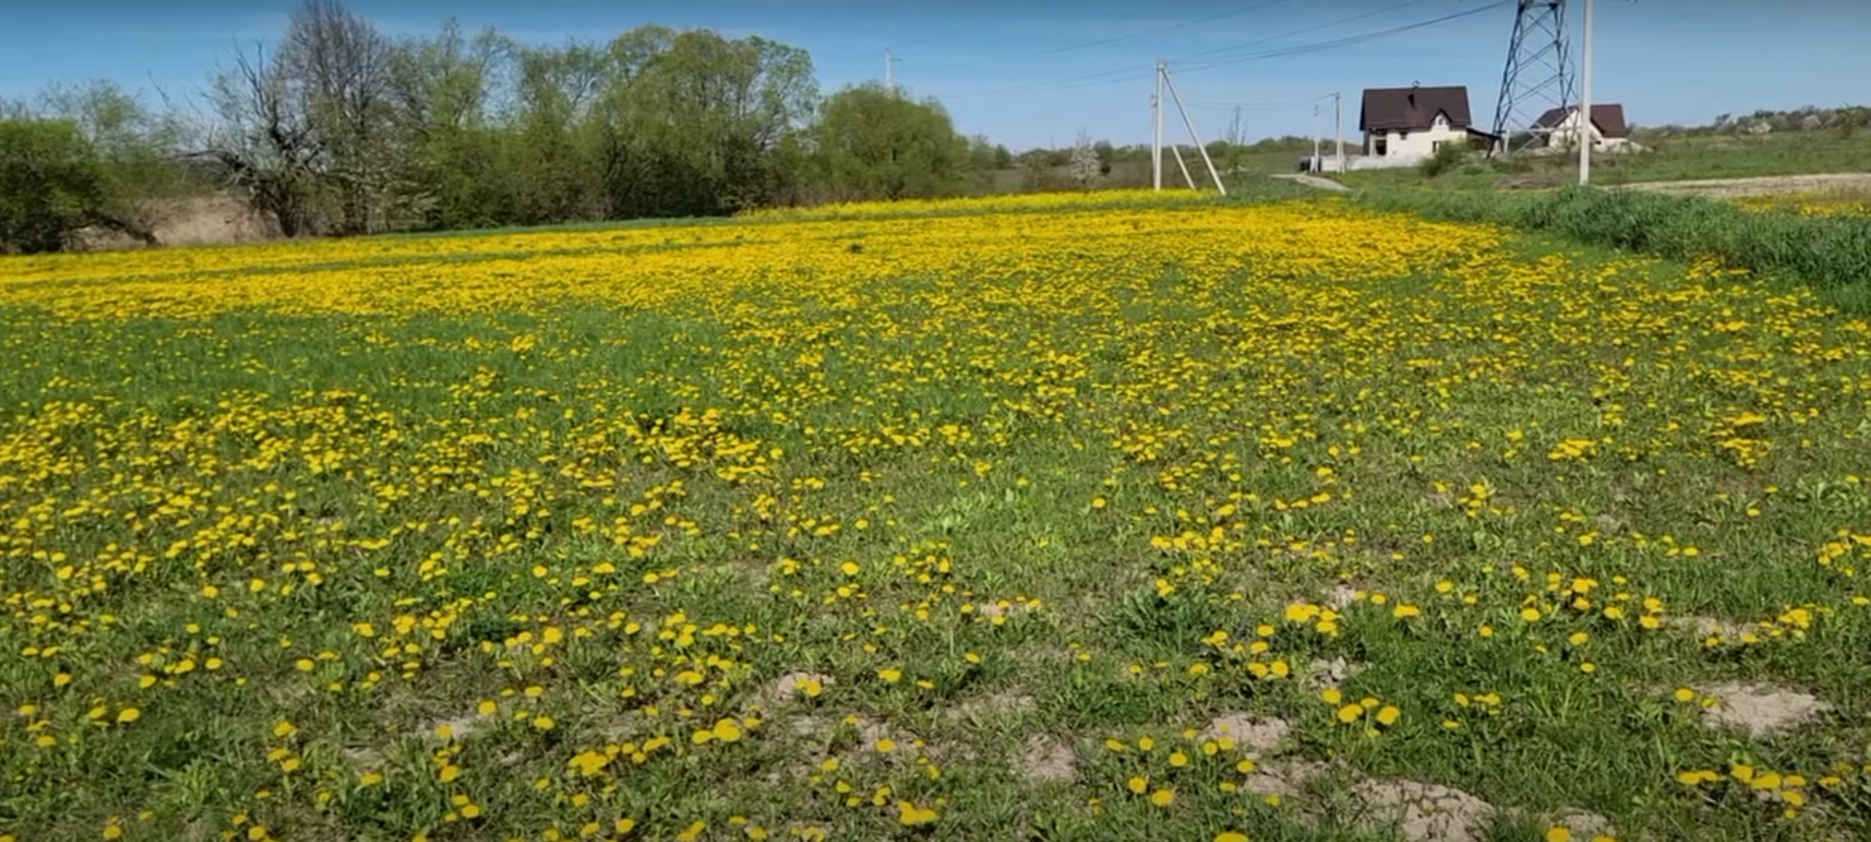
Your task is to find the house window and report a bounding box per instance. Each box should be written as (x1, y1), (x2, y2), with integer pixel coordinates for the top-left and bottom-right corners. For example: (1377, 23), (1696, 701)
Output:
(1398, 130), (1409, 140)
(1375, 136), (1389, 156)
(1431, 140), (1446, 152)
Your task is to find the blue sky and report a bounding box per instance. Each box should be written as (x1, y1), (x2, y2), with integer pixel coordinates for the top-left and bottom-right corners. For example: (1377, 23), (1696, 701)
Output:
(0, 0), (1864, 149)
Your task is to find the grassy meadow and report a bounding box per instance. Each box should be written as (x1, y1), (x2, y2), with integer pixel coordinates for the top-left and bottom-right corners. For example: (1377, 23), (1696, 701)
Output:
(1339, 130), (1871, 192)
(4, 190), (1871, 842)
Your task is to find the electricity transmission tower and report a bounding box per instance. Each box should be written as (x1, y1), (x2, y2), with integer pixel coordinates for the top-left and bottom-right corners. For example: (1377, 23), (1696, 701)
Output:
(1491, 0), (1574, 155)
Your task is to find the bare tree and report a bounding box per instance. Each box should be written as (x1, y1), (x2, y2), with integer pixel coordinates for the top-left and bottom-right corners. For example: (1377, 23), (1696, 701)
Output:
(192, 0), (395, 236)
(278, 0), (394, 233)
(198, 42), (319, 237)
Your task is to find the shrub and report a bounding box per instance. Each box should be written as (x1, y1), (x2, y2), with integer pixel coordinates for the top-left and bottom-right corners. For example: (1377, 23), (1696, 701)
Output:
(0, 117), (107, 253)
(1419, 143), (1470, 179)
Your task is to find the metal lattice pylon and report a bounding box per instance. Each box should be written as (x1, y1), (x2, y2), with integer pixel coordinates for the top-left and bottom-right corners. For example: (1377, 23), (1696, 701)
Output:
(1492, 0), (1575, 155)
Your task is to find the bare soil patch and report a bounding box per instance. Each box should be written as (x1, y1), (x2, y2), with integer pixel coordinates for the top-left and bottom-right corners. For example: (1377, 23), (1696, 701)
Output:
(1201, 713), (1291, 753)
(1013, 735), (1076, 784)
(1692, 681), (1831, 739)
(1346, 778), (1496, 842)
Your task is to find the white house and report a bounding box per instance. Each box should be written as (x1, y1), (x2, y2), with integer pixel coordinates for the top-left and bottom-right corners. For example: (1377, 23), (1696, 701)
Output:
(1533, 103), (1633, 150)
(1358, 84), (1500, 165)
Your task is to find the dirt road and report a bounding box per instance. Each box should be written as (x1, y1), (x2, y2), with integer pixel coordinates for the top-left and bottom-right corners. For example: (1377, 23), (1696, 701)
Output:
(1268, 173), (1352, 192)
(1614, 172), (1871, 198)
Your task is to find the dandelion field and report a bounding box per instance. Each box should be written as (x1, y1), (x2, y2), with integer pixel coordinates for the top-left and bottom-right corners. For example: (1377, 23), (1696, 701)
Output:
(4, 192), (1871, 842)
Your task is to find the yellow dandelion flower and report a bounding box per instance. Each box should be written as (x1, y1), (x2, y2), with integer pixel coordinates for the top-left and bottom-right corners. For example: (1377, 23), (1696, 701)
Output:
(895, 801), (938, 826)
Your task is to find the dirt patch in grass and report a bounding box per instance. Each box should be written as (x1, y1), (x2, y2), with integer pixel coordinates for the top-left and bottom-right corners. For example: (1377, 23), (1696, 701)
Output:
(758, 671), (835, 709)
(1302, 657), (1367, 691)
(1239, 758), (1328, 800)
(1201, 713), (1292, 753)
(1346, 778), (1496, 842)
(942, 691), (1037, 723)
(1013, 735), (1076, 784)
(1544, 808), (1614, 839)
(1693, 682), (1831, 739)
(1670, 614), (1761, 642)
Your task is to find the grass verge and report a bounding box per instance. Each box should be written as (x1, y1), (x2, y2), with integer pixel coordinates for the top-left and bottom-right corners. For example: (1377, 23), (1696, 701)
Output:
(1357, 186), (1871, 312)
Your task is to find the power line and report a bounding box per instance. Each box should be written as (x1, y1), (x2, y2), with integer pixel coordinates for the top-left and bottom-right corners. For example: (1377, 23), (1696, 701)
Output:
(929, 0), (1502, 101)
(1178, 0), (1514, 74)
(906, 0), (1301, 77)
(931, 66), (1157, 100)
(881, 0), (1064, 57)
(1184, 94), (1335, 112)
(1172, 0), (1449, 64)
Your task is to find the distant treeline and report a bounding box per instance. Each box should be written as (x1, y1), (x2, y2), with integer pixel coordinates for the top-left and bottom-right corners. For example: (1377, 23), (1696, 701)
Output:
(0, 0), (1357, 252)
(1637, 105), (1871, 139)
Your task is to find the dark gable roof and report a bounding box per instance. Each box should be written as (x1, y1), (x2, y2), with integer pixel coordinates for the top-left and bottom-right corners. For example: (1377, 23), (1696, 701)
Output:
(1360, 85), (1472, 132)
(1532, 104), (1630, 138)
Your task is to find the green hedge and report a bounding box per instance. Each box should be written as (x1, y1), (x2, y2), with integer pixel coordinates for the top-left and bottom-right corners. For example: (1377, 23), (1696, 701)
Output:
(1358, 186), (1871, 309)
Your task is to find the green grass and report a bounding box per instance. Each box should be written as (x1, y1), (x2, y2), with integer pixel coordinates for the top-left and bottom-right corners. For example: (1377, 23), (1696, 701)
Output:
(1356, 185), (1871, 312)
(1340, 130), (1871, 192)
(5, 198), (1871, 842)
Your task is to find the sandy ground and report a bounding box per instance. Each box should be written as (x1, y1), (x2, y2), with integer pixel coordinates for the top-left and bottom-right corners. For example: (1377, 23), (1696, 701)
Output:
(76, 192), (274, 251)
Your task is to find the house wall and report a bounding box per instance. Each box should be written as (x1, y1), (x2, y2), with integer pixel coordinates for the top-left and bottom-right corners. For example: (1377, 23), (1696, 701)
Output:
(1362, 116), (1471, 161)
(1545, 110), (1631, 149)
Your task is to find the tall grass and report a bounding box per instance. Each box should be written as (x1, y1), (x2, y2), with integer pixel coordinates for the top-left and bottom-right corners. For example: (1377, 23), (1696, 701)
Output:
(1360, 186), (1871, 310)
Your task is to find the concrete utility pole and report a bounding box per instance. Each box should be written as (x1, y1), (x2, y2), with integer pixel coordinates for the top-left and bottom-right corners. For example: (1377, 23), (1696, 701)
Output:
(1159, 64), (1226, 195)
(1334, 92), (1344, 173)
(1171, 141), (1196, 189)
(1312, 103), (1322, 172)
(1152, 62), (1165, 191)
(1577, 0), (1594, 184)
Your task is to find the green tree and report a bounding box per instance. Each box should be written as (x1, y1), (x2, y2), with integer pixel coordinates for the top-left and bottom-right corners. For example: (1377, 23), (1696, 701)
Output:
(0, 118), (112, 253)
(810, 83), (968, 202)
(383, 19), (509, 229)
(36, 80), (193, 236)
(600, 28), (817, 217)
